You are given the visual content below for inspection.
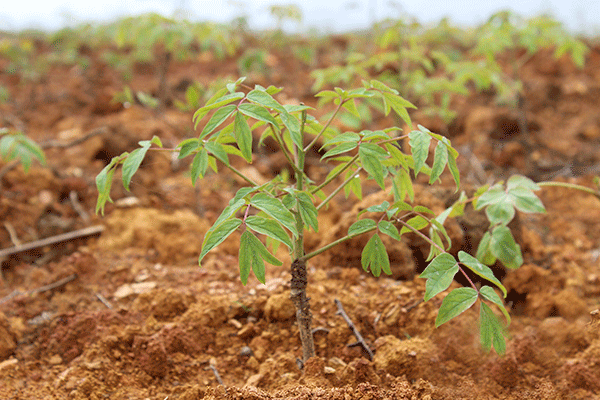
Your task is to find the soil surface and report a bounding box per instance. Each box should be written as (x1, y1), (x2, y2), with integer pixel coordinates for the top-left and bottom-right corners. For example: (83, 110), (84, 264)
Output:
(1, 30), (600, 399)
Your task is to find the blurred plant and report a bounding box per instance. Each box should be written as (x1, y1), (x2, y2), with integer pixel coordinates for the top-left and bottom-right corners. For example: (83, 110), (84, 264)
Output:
(0, 129), (46, 172)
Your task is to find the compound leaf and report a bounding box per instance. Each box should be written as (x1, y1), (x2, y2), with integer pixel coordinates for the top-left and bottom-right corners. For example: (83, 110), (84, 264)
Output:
(435, 287), (478, 327)
(250, 193), (298, 238)
(458, 251), (506, 297)
(199, 218), (242, 264)
(245, 216), (293, 250)
(420, 253), (459, 301)
(480, 302), (507, 354)
(490, 225), (523, 269)
(233, 111), (254, 163)
(361, 234), (391, 277)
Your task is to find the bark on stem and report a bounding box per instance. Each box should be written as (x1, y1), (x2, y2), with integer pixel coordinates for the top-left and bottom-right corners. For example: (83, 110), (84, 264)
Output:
(290, 258), (315, 362)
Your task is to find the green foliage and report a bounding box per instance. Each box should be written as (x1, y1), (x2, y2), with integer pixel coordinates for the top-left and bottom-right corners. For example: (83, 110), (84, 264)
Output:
(96, 77), (549, 355)
(0, 129), (46, 172)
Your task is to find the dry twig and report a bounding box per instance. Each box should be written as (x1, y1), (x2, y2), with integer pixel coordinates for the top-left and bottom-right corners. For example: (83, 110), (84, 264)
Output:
(334, 299), (375, 361)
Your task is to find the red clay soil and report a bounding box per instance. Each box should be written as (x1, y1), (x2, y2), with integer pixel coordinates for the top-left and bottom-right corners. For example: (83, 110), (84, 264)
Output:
(1, 36), (600, 399)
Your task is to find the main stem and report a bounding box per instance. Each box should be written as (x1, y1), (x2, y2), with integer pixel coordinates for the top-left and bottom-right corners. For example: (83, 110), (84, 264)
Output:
(290, 111), (316, 363)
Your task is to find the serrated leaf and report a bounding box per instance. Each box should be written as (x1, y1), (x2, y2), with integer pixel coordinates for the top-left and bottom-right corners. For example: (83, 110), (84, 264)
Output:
(435, 287), (478, 327)
(479, 302), (507, 354)
(490, 225), (523, 269)
(361, 234), (391, 277)
(190, 148), (208, 184)
(480, 286), (511, 325)
(429, 140), (448, 183)
(348, 219), (377, 236)
(233, 112), (253, 163)
(198, 104), (237, 139)
(420, 253), (459, 301)
(122, 144), (150, 191)
(458, 251), (506, 297)
(199, 218), (242, 263)
(409, 129), (431, 176)
(400, 216), (429, 235)
(245, 216), (293, 249)
(250, 193), (298, 238)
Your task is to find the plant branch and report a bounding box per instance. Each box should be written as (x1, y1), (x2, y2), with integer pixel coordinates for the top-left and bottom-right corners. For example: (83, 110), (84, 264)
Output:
(300, 227), (377, 262)
(311, 154), (360, 195)
(316, 167), (362, 211)
(303, 100), (345, 153)
(224, 163), (259, 187)
(538, 181), (600, 200)
(395, 218), (478, 291)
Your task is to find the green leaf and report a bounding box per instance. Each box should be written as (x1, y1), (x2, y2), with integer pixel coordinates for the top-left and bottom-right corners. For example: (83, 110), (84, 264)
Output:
(485, 201), (515, 225)
(199, 218), (242, 263)
(239, 230), (282, 284)
(296, 191), (318, 232)
(476, 231), (496, 265)
(381, 91), (415, 126)
(177, 138), (200, 159)
(400, 216), (429, 235)
(365, 201), (390, 213)
(193, 92), (244, 127)
(420, 253), (459, 301)
(95, 160), (118, 215)
(393, 168), (414, 202)
(233, 112), (253, 163)
(506, 174), (539, 191)
(479, 302), (507, 354)
(190, 148), (208, 184)
(322, 142), (358, 159)
(342, 98), (360, 117)
(122, 144), (150, 191)
(475, 185), (506, 210)
(322, 132), (361, 147)
(280, 111), (302, 149)
(361, 234), (391, 277)
(245, 216), (293, 250)
(359, 146), (385, 189)
(247, 89), (286, 113)
(348, 219), (377, 236)
(198, 104), (237, 139)
(238, 103), (278, 125)
(490, 225), (523, 269)
(435, 287), (478, 327)
(480, 286), (511, 325)
(250, 193), (298, 238)
(509, 187), (545, 214)
(458, 251), (506, 297)
(429, 140), (448, 183)
(409, 129), (431, 176)
(378, 220), (401, 240)
(447, 151), (460, 190)
(205, 141), (229, 166)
